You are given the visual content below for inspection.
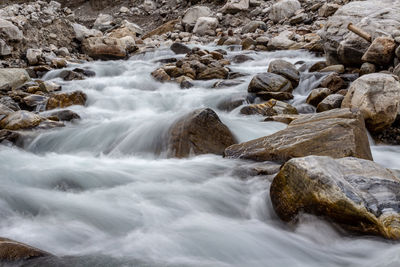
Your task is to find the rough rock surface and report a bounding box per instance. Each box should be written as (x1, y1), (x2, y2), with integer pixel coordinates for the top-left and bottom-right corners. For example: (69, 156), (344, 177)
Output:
(168, 108), (236, 158)
(224, 108), (372, 162)
(270, 156), (400, 239)
(0, 237), (51, 262)
(341, 73), (400, 132)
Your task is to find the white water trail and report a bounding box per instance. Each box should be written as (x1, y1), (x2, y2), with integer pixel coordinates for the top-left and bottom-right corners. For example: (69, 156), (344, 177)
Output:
(0, 47), (399, 267)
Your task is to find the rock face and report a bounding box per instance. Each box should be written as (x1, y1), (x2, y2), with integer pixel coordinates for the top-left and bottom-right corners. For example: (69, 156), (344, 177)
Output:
(46, 91), (87, 110)
(193, 17), (218, 36)
(168, 108), (236, 158)
(361, 37), (396, 66)
(0, 69), (30, 90)
(269, 0), (301, 23)
(82, 37), (126, 60)
(341, 73), (400, 132)
(0, 110), (42, 130)
(267, 60), (300, 88)
(320, 0), (400, 66)
(224, 108), (372, 162)
(0, 237), (51, 262)
(248, 73), (293, 94)
(270, 156), (400, 239)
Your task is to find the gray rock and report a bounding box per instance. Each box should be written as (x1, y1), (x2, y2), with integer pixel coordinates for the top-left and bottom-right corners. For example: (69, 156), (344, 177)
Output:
(342, 73), (400, 132)
(93, 13), (114, 32)
(359, 62), (376, 76)
(182, 6), (211, 31)
(72, 23), (102, 42)
(26, 48), (42, 65)
(248, 72), (293, 94)
(221, 0), (250, 14)
(306, 87), (331, 107)
(318, 3), (340, 17)
(193, 17), (218, 36)
(362, 37), (396, 66)
(269, 0), (301, 23)
(170, 43), (191, 54)
(268, 59), (300, 88)
(316, 94), (344, 112)
(241, 21), (266, 34)
(0, 39), (11, 56)
(0, 18), (23, 41)
(0, 69), (30, 90)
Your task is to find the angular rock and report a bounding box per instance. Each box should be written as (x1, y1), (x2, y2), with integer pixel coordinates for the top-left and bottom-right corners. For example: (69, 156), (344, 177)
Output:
(82, 37), (126, 60)
(193, 17), (218, 36)
(49, 110), (80, 121)
(0, 69), (30, 90)
(269, 0), (301, 23)
(359, 62), (376, 76)
(168, 108), (236, 158)
(197, 67), (229, 80)
(0, 18), (23, 41)
(318, 3), (340, 17)
(46, 91), (87, 110)
(270, 156), (400, 239)
(319, 73), (345, 93)
(342, 73), (400, 132)
(0, 39), (11, 56)
(221, 0), (249, 14)
(224, 108), (372, 162)
(26, 49), (42, 65)
(151, 68), (171, 82)
(306, 87), (331, 107)
(240, 99), (298, 116)
(362, 37), (396, 66)
(72, 23), (102, 42)
(267, 31), (296, 50)
(241, 21), (266, 34)
(0, 110), (42, 130)
(319, 64), (345, 74)
(316, 94), (344, 112)
(255, 91), (294, 101)
(143, 19), (179, 39)
(182, 6), (211, 31)
(248, 73), (293, 94)
(268, 59), (300, 88)
(93, 13), (114, 31)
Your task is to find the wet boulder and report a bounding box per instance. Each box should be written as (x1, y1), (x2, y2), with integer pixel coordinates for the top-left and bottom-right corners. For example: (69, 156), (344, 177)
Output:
(0, 110), (43, 130)
(151, 68), (171, 82)
(268, 60), (300, 88)
(168, 108), (236, 158)
(240, 99), (298, 116)
(46, 91), (87, 110)
(248, 73), (293, 94)
(306, 87), (331, 107)
(57, 70), (84, 81)
(224, 108), (372, 162)
(49, 110), (81, 122)
(0, 237), (51, 262)
(197, 67), (229, 80)
(82, 37), (126, 60)
(316, 94), (344, 112)
(0, 69), (30, 90)
(319, 73), (345, 93)
(270, 156), (400, 239)
(341, 73), (400, 132)
(170, 43), (191, 54)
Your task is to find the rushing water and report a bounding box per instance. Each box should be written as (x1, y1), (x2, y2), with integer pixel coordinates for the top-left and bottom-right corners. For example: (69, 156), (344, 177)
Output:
(1, 47), (400, 267)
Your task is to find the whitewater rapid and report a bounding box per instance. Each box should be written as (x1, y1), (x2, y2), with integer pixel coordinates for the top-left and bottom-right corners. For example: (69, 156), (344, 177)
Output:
(0, 47), (399, 267)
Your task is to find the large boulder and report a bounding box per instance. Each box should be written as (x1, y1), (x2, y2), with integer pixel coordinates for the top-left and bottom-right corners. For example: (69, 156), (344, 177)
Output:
(270, 156), (400, 239)
(269, 0), (301, 23)
(46, 91), (87, 110)
(341, 73), (400, 132)
(268, 59), (300, 88)
(193, 17), (218, 36)
(0, 111), (43, 130)
(0, 237), (51, 262)
(320, 0), (400, 66)
(168, 108), (236, 158)
(224, 108), (372, 162)
(182, 6), (212, 31)
(0, 18), (23, 41)
(0, 69), (30, 90)
(221, 0), (249, 14)
(82, 37), (126, 60)
(248, 73), (293, 94)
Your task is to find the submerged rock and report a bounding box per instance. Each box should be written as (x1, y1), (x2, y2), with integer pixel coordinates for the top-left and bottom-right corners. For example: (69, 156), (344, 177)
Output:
(270, 156), (400, 239)
(168, 108), (236, 158)
(224, 108), (372, 162)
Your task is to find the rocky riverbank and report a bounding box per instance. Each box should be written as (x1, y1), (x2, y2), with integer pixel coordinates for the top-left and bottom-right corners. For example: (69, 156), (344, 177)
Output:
(2, 0), (400, 265)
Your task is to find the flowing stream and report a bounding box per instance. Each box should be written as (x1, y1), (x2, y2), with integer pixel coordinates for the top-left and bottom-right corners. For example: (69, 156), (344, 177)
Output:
(1, 46), (400, 267)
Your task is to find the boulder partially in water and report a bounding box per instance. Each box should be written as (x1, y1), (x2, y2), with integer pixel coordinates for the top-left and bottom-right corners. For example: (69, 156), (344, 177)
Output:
(0, 237), (51, 262)
(168, 108), (236, 158)
(270, 155), (400, 239)
(0, 110), (43, 130)
(267, 59), (300, 88)
(224, 108), (372, 162)
(240, 99), (298, 116)
(46, 91), (87, 110)
(248, 73), (293, 94)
